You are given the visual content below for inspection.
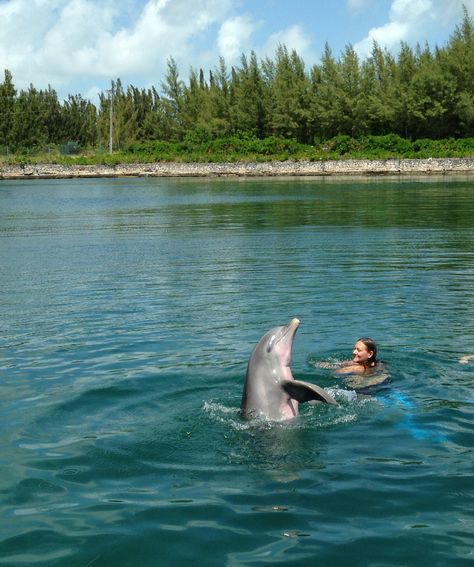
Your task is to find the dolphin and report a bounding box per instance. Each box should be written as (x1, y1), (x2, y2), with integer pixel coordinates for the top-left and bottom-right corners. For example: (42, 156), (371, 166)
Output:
(240, 318), (336, 421)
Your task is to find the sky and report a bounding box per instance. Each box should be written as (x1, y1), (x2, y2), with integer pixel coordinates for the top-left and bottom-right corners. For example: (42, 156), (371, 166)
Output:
(0, 0), (473, 102)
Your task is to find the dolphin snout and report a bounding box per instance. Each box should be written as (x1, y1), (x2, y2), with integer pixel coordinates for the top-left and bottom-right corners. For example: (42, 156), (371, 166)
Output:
(290, 317), (300, 327)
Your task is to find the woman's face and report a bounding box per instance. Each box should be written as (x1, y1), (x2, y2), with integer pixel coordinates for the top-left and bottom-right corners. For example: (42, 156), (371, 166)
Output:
(352, 340), (373, 365)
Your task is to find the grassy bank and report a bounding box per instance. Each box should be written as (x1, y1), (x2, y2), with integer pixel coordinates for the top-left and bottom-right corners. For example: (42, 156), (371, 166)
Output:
(2, 135), (474, 166)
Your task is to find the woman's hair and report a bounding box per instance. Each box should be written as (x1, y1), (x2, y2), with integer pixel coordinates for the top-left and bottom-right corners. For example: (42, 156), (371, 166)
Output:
(358, 337), (377, 364)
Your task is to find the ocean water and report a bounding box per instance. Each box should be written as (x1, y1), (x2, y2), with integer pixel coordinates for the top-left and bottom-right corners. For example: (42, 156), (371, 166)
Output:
(0, 175), (473, 566)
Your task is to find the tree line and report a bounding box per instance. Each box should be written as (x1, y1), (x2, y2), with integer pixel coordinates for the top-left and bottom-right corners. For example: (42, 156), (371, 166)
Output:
(0, 9), (473, 153)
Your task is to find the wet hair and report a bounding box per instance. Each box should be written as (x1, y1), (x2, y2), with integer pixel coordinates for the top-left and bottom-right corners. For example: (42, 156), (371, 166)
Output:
(357, 337), (377, 365)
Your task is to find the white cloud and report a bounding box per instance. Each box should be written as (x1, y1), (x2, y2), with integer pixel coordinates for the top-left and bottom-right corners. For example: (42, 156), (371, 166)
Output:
(354, 0), (431, 57)
(389, 0), (432, 21)
(217, 15), (260, 61)
(262, 24), (314, 61)
(0, 0), (234, 96)
(216, 17), (315, 67)
(354, 0), (474, 59)
(1, 0), (473, 99)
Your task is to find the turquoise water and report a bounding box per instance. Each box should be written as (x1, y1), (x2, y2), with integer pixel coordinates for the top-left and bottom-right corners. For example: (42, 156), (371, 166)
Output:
(1, 176), (473, 566)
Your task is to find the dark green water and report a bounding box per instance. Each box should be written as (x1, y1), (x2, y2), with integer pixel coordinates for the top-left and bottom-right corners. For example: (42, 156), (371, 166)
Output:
(1, 176), (473, 566)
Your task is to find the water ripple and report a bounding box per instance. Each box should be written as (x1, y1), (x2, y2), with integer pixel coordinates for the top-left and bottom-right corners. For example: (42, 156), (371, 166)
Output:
(1, 177), (474, 565)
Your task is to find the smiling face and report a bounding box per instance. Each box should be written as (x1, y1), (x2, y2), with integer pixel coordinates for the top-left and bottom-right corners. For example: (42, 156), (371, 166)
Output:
(352, 340), (374, 366)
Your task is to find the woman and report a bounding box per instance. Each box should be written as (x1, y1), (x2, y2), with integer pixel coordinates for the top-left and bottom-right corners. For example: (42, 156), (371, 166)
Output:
(335, 337), (388, 392)
(335, 337), (379, 375)
(311, 337), (387, 392)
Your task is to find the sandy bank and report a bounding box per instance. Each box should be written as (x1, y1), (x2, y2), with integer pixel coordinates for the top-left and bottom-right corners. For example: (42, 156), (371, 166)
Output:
(1, 157), (474, 180)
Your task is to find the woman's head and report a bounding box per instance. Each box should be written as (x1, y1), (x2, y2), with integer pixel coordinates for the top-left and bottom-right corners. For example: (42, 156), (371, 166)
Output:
(353, 337), (377, 367)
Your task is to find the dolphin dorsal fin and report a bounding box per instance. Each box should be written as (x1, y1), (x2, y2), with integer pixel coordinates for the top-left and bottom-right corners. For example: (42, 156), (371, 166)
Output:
(282, 380), (337, 405)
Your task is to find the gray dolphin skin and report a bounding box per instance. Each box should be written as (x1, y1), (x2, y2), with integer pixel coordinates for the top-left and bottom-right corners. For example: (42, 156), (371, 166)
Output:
(240, 318), (336, 421)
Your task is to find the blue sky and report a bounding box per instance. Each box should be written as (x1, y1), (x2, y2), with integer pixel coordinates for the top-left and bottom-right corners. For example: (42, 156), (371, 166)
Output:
(0, 0), (472, 102)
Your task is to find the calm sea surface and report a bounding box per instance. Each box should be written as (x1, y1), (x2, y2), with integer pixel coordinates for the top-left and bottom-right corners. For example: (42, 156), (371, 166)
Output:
(1, 175), (473, 566)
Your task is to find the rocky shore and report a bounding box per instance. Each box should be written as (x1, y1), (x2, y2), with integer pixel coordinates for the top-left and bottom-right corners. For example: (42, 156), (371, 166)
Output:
(2, 157), (474, 180)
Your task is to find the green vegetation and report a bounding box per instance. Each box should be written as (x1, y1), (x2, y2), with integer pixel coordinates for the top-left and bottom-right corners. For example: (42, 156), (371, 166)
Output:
(1, 8), (474, 164)
(4, 135), (474, 166)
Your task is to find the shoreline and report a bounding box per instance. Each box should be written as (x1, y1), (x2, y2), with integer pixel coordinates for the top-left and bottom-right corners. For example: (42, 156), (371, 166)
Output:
(1, 157), (474, 180)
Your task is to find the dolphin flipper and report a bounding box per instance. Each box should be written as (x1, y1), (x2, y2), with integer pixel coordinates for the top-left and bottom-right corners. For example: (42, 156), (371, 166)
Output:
(282, 380), (337, 405)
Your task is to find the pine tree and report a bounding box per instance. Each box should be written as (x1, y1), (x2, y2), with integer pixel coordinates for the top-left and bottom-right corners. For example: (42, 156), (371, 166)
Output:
(270, 45), (311, 142)
(161, 57), (185, 141)
(0, 70), (16, 149)
(229, 52), (267, 137)
(310, 43), (341, 139)
(441, 7), (474, 135)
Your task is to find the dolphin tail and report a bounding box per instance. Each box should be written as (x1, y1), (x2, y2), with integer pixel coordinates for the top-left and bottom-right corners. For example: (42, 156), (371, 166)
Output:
(282, 380), (337, 405)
